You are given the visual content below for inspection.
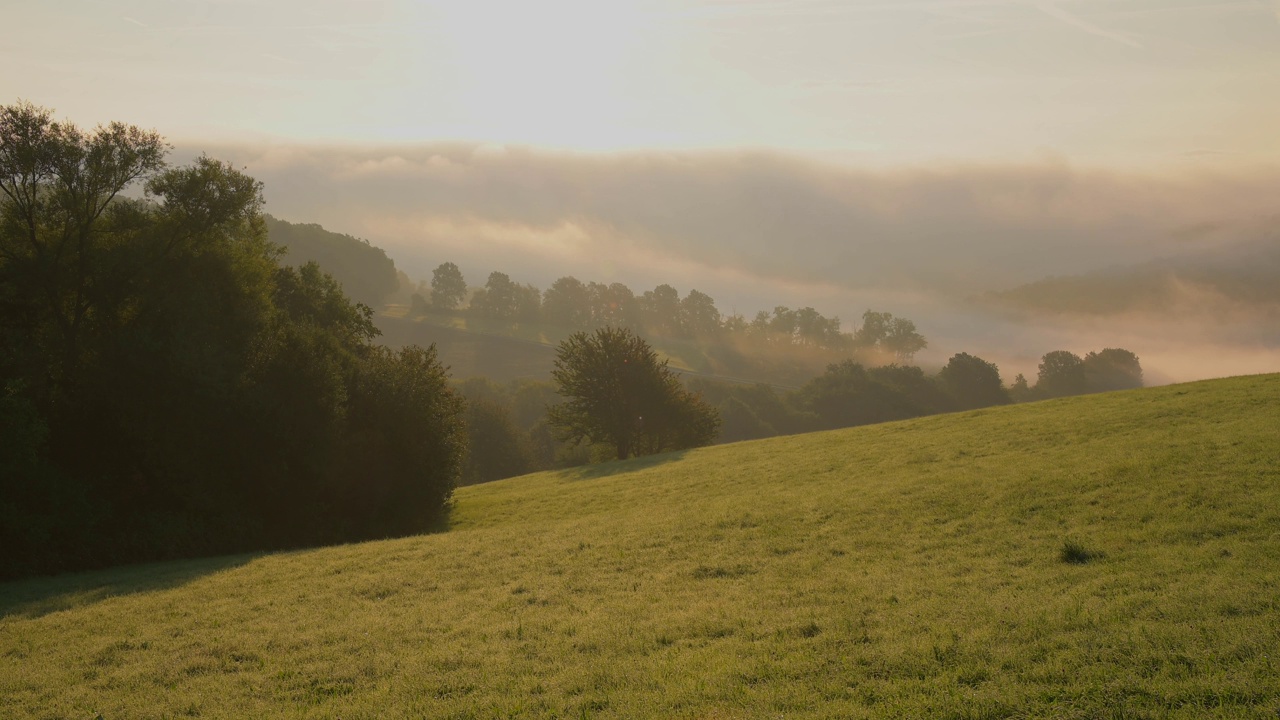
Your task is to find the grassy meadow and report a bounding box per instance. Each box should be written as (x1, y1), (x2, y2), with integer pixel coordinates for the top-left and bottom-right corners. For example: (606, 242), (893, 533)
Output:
(3, 374), (1279, 719)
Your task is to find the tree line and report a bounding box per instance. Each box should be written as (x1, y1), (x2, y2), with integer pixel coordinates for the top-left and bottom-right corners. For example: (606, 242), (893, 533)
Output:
(0, 103), (466, 579)
(0, 102), (1149, 579)
(454, 341), (1144, 485)
(412, 263), (928, 362)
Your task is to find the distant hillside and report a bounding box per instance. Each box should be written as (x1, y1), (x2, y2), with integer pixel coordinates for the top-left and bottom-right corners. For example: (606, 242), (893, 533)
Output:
(375, 310), (821, 388)
(375, 313), (557, 382)
(982, 235), (1280, 318)
(5, 374), (1278, 718)
(265, 215), (399, 307)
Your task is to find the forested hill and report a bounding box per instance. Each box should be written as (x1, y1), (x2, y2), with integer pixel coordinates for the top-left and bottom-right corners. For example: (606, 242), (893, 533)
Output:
(265, 215), (399, 307)
(981, 235), (1280, 319)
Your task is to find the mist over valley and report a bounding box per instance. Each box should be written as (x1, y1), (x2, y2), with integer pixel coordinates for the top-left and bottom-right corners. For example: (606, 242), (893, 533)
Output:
(192, 143), (1280, 383)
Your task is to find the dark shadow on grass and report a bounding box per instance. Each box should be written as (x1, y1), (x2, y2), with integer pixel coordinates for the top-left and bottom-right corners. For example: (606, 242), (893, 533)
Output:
(561, 450), (689, 481)
(0, 552), (261, 621)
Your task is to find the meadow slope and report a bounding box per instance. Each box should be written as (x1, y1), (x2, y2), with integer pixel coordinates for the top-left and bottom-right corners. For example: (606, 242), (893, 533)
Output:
(3, 374), (1279, 719)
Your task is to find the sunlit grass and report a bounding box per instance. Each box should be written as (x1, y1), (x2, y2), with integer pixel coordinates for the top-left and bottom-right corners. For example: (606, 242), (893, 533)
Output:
(3, 374), (1279, 718)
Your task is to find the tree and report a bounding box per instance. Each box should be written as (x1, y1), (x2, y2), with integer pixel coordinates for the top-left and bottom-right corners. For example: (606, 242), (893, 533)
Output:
(429, 261), (466, 310)
(1083, 348), (1143, 392)
(1036, 350), (1086, 398)
(337, 345), (466, 537)
(459, 398), (533, 485)
(852, 310), (927, 362)
(938, 352), (1010, 410)
(589, 282), (638, 329)
(868, 363), (949, 416)
(681, 289), (721, 339)
(717, 396), (776, 443)
(852, 310), (891, 349)
(883, 316), (927, 362)
(472, 270), (518, 321)
(796, 360), (923, 430)
(543, 276), (592, 328)
(515, 282), (541, 324)
(769, 306), (798, 342)
(0, 100), (167, 401)
(639, 283), (682, 336)
(548, 327), (719, 460)
(1009, 373), (1032, 402)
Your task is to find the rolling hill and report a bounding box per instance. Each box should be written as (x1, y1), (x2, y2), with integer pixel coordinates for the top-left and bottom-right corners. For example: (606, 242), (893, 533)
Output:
(980, 236), (1280, 322)
(2, 374), (1279, 718)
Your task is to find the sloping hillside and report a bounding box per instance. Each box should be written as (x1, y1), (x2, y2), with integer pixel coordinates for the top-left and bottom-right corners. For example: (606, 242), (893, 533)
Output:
(375, 314), (558, 382)
(3, 375), (1279, 718)
(981, 236), (1280, 321)
(265, 215), (399, 307)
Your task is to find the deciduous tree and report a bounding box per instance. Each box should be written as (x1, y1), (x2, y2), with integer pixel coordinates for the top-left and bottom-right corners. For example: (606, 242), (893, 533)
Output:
(1083, 348), (1143, 392)
(430, 261), (466, 310)
(1036, 350), (1087, 398)
(548, 327), (719, 460)
(938, 352), (1010, 410)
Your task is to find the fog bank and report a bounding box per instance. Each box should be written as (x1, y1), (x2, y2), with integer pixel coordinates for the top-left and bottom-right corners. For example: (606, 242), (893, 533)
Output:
(178, 144), (1279, 383)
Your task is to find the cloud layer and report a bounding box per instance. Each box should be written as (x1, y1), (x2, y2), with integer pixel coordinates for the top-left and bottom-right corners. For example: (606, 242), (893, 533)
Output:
(180, 143), (1280, 382)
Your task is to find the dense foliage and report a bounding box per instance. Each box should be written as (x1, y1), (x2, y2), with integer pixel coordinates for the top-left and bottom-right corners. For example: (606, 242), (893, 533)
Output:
(410, 261), (927, 368)
(0, 103), (464, 579)
(548, 327), (720, 460)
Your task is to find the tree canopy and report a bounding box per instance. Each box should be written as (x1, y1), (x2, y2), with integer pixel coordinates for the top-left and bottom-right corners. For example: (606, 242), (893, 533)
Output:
(1036, 350), (1088, 399)
(548, 327), (719, 460)
(1083, 348), (1144, 392)
(0, 102), (465, 579)
(939, 352), (1011, 410)
(430, 261), (467, 310)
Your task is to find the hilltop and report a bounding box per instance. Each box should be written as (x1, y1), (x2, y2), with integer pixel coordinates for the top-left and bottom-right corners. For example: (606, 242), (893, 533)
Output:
(3, 374), (1278, 718)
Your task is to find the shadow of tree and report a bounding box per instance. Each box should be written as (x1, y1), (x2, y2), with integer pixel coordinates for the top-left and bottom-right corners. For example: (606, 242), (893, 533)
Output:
(0, 552), (260, 621)
(560, 450), (689, 481)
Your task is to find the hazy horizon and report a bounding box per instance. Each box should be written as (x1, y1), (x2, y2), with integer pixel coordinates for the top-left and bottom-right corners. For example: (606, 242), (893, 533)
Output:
(178, 141), (1279, 384)
(7, 0), (1279, 383)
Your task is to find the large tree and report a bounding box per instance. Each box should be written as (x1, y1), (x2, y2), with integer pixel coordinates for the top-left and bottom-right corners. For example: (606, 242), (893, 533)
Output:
(429, 261), (467, 310)
(548, 326), (719, 460)
(853, 310), (927, 363)
(1083, 348), (1143, 392)
(639, 283), (682, 336)
(1036, 350), (1087, 398)
(681, 289), (722, 339)
(542, 276), (592, 329)
(938, 352), (1011, 410)
(472, 270), (518, 321)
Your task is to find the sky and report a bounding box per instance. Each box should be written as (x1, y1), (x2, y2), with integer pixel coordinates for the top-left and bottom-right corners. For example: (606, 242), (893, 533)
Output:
(5, 0), (1280, 164)
(5, 0), (1280, 381)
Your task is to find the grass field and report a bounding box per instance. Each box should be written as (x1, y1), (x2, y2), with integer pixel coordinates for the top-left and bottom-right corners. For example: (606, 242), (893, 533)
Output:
(3, 374), (1279, 719)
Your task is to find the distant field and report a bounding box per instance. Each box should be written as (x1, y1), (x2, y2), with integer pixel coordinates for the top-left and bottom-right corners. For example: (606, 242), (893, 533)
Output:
(3, 374), (1279, 719)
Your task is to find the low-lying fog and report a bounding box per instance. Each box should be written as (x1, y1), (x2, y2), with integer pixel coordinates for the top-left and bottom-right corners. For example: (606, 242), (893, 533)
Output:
(182, 144), (1280, 385)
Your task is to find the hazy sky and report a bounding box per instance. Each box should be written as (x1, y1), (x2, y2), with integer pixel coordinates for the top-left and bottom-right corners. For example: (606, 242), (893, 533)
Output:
(7, 0), (1279, 382)
(7, 0), (1280, 164)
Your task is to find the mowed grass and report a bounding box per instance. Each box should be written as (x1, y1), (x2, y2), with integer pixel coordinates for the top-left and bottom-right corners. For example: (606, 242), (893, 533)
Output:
(4, 375), (1280, 719)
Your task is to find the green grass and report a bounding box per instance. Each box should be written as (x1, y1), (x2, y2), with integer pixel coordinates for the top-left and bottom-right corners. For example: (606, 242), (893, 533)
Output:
(4, 374), (1280, 719)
